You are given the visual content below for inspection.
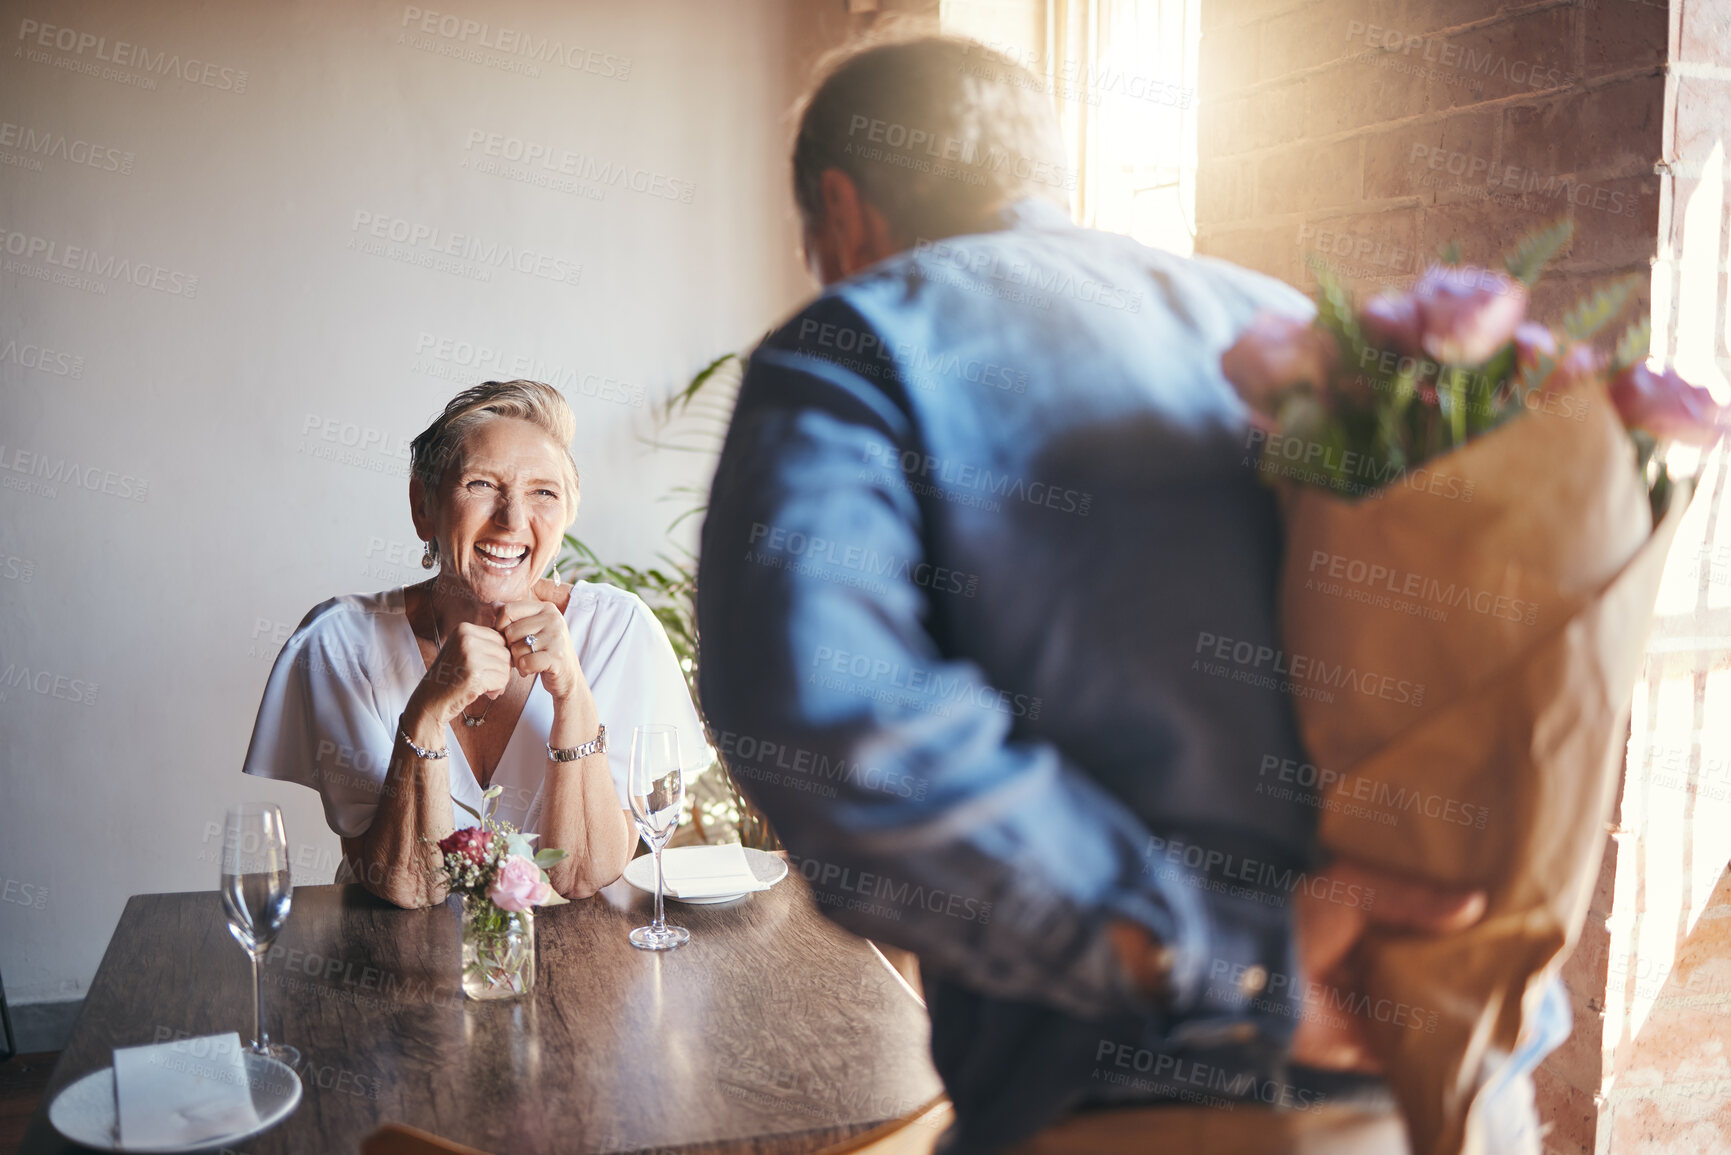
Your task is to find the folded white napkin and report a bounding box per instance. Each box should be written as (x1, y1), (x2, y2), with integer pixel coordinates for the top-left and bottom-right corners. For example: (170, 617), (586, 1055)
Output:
(113, 1031), (262, 1148)
(660, 844), (769, 899)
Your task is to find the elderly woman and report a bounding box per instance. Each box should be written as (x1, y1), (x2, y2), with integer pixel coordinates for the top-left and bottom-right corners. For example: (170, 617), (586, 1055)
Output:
(243, 380), (705, 907)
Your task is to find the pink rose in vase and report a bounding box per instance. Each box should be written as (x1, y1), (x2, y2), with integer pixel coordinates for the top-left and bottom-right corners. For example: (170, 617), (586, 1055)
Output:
(488, 854), (552, 912)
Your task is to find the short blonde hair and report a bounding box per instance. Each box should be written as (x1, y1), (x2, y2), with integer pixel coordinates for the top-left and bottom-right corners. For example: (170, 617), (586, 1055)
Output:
(410, 379), (581, 521)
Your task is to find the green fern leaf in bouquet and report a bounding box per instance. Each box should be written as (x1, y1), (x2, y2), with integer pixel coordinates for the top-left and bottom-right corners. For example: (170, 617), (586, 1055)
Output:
(1561, 274), (1642, 343)
(1502, 218), (1573, 287)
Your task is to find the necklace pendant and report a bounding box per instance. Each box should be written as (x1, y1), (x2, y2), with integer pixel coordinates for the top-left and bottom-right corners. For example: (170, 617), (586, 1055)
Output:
(462, 714), (485, 728)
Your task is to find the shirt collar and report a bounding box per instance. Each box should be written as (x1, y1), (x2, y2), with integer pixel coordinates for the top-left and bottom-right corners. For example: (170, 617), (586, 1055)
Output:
(986, 196), (1074, 232)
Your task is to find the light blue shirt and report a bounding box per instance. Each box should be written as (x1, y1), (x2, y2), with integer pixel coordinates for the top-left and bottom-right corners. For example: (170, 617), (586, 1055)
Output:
(697, 199), (1562, 1150)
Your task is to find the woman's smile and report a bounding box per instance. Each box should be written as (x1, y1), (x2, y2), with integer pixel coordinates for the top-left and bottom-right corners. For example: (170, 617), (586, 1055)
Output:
(475, 540), (533, 572)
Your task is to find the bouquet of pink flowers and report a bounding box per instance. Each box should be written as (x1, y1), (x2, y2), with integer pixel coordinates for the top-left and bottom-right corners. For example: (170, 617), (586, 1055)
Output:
(1221, 220), (1727, 1155)
(432, 786), (567, 999)
(1226, 220), (1725, 507)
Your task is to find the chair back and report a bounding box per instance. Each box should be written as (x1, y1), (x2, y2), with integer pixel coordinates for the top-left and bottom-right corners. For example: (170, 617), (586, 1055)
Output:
(361, 1122), (493, 1155)
(815, 1094), (952, 1155)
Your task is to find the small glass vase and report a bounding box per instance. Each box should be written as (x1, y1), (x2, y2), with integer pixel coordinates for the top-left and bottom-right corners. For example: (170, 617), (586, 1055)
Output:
(460, 895), (535, 1001)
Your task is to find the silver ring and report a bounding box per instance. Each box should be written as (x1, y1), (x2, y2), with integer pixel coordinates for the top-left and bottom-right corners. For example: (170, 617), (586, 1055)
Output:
(524, 634), (538, 653)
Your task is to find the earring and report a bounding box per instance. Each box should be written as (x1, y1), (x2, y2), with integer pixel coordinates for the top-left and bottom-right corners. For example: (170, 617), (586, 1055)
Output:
(421, 541), (436, 569)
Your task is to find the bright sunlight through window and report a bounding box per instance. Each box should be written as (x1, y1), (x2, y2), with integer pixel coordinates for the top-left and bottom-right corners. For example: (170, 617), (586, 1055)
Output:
(942, 0), (1202, 255)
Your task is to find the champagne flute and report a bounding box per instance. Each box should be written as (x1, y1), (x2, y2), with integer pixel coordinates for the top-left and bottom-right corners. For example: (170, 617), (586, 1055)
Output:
(218, 802), (300, 1065)
(628, 725), (690, 951)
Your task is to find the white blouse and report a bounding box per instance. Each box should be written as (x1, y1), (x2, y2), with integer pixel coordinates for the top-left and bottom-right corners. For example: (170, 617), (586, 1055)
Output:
(242, 581), (708, 850)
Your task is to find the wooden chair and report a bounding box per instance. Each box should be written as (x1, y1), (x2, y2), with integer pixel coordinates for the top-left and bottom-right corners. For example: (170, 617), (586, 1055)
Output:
(815, 1093), (954, 1155)
(361, 1122), (493, 1155)
(869, 942), (924, 1003)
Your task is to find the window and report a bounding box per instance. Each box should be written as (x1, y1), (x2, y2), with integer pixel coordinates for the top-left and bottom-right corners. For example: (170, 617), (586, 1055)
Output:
(941, 0), (1202, 255)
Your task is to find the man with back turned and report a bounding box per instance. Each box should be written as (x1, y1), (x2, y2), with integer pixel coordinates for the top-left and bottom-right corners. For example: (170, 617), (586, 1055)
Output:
(697, 35), (1551, 1154)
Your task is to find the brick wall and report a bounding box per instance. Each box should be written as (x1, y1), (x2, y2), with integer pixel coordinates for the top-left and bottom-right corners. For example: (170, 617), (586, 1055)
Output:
(1194, 0), (1664, 323)
(1193, 2), (1731, 1153)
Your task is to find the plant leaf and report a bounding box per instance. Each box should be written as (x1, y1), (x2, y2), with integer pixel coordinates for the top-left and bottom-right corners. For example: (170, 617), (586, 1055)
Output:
(1502, 218), (1574, 287)
(1562, 274), (1643, 342)
(1436, 240), (1464, 267)
(453, 798), (482, 822)
(1612, 317), (1652, 374)
(1442, 367), (1469, 447)
(669, 352), (741, 414)
(1305, 255), (1368, 369)
(1467, 344), (1516, 435)
(533, 848), (568, 868)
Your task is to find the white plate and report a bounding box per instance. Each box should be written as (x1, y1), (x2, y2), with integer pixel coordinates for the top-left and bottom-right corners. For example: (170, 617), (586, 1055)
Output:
(49, 1050), (302, 1153)
(624, 846), (788, 904)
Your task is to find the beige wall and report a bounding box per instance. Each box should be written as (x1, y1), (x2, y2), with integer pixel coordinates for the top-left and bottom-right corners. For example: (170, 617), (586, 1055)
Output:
(0, 0), (820, 1005)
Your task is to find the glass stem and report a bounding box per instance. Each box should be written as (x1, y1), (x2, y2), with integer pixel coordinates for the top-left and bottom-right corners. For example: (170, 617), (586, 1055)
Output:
(250, 950), (267, 1052)
(652, 845), (666, 930)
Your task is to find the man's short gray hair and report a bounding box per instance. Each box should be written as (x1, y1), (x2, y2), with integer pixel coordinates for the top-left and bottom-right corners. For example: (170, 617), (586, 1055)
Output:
(791, 35), (1071, 243)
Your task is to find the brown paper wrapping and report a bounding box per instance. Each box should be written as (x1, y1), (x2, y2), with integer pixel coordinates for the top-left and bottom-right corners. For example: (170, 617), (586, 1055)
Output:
(1275, 388), (1689, 1155)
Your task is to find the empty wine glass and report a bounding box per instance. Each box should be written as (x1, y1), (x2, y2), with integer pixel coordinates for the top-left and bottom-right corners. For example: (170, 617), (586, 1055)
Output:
(628, 725), (689, 951)
(218, 802), (300, 1065)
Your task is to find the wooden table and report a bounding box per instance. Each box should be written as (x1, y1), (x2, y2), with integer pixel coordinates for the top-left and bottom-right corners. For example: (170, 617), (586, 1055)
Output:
(18, 870), (944, 1154)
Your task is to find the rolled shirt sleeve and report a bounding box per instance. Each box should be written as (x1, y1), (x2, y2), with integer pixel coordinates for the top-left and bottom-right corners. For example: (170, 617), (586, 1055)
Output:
(699, 348), (1300, 1035)
(241, 603), (399, 840)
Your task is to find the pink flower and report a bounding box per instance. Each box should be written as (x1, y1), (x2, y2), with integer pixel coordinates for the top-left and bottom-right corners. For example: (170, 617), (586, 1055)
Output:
(438, 827), (493, 868)
(1610, 362), (1730, 446)
(1545, 342), (1603, 396)
(488, 854), (551, 912)
(1359, 291), (1422, 355)
(1220, 313), (1339, 412)
(1411, 265), (1528, 366)
(1512, 323), (1558, 375)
